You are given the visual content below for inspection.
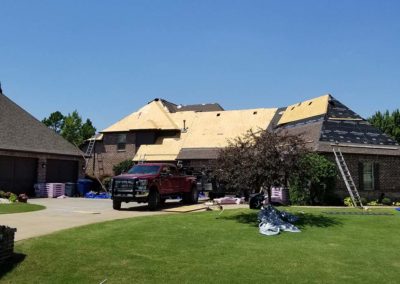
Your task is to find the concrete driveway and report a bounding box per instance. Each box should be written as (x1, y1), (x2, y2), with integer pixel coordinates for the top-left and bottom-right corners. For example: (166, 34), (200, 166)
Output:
(0, 198), (168, 241)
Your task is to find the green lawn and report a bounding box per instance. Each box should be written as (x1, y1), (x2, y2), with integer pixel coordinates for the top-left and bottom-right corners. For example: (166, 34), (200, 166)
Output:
(1, 208), (400, 284)
(0, 203), (45, 214)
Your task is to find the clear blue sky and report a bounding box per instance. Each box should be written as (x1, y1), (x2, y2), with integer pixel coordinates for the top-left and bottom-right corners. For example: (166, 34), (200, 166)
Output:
(1, 0), (399, 131)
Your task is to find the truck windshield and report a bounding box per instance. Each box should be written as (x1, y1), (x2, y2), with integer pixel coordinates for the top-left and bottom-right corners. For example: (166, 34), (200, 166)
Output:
(127, 165), (160, 175)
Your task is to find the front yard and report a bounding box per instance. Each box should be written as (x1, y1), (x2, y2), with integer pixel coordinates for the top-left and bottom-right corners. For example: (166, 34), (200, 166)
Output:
(1, 207), (400, 283)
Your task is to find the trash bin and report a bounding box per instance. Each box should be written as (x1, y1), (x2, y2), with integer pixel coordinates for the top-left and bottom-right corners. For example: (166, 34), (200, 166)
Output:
(77, 179), (93, 196)
(65, 183), (77, 197)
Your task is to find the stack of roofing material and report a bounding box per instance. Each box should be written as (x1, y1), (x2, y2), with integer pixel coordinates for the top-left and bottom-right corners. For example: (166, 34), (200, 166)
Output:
(271, 187), (289, 205)
(34, 183), (65, 198)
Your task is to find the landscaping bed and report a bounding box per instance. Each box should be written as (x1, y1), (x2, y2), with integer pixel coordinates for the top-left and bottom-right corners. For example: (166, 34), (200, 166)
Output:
(1, 207), (399, 283)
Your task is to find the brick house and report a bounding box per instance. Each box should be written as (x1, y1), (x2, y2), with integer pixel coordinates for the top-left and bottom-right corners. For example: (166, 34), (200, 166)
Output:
(85, 95), (400, 200)
(0, 90), (85, 196)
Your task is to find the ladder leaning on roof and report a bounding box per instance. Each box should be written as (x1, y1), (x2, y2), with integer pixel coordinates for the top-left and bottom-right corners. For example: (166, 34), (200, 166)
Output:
(332, 146), (364, 209)
(84, 139), (96, 169)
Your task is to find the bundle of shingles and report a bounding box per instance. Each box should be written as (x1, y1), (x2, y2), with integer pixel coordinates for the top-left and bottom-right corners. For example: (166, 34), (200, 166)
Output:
(34, 183), (65, 198)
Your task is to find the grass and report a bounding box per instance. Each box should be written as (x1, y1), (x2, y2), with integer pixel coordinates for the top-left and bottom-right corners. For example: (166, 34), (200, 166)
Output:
(1, 207), (400, 284)
(0, 203), (45, 214)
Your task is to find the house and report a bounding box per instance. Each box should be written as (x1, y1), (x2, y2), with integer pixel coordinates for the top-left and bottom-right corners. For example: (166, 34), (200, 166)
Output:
(0, 90), (85, 196)
(86, 95), (400, 200)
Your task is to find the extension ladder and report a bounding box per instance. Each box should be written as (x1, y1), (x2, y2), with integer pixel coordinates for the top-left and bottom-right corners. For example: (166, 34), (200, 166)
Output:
(332, 146), (364, 208)
(84, 139), (96, 169)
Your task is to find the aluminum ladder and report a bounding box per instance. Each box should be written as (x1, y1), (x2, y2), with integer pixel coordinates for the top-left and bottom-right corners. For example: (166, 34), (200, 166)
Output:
(84, 139), (96, 169)
(333, 146), (364, 208)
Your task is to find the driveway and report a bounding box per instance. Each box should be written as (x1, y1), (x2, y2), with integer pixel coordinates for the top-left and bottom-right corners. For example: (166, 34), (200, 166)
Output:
(0, 198), (167, 241)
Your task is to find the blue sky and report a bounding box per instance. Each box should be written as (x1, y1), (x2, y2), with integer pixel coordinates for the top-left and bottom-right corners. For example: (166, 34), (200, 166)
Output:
(1, 0), (399, 131)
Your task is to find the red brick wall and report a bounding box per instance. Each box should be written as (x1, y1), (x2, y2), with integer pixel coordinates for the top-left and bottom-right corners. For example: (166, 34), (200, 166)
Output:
(84, 132), (136, 177)
(323, 153), (400, 201)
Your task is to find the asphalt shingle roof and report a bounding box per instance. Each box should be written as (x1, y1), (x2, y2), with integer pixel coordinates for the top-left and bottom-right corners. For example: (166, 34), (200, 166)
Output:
(0, 92), (83, 157)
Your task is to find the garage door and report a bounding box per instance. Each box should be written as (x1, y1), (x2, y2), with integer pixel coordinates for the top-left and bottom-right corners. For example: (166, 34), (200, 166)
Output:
(0, 156), (38, 196)
(46, 159), (78, 183)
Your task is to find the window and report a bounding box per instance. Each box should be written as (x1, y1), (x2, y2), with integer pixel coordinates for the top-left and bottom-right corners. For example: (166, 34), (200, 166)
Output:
(362, 162), (374, 191)
(359, 162), (379, 191)
(117, 134), (127, 151)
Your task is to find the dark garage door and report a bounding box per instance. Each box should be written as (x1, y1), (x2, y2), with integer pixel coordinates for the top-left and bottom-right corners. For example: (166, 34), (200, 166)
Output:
(46, 159), (78, 183)
(0, 156), (38, 196)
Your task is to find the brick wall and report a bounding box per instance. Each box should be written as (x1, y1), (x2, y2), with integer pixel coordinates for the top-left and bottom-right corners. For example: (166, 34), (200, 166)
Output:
(85, 132), (137, 177)
(323, 153), (400, 201)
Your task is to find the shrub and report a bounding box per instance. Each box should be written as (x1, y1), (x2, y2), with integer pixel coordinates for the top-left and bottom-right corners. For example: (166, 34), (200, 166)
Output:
(393, 201), (400, 206)
(289, 153), (337, 205)
(18, 194), (28, 203)
(360, 197), (368, 205)
(367, 200), (380, 206)
(344, 197), (353, 207)
(381, 197), (392, 206)
(0, 190), (6, 198)
(8, 193), (17, 203)
(113, 160), (135, 176)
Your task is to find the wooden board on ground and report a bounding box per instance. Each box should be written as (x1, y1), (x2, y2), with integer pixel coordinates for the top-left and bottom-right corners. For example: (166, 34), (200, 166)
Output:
(163, 204), (209, 213)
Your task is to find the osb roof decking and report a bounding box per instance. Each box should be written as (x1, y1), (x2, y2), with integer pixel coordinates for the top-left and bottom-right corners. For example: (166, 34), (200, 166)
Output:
(0, 92), (82, 157)
(102, 100), (179, 132)
(277, 95), (330, 126)
(133, 108), (277, 161)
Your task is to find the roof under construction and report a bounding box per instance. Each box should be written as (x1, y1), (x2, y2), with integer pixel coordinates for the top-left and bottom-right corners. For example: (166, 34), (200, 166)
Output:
(100, 95), (400, 161)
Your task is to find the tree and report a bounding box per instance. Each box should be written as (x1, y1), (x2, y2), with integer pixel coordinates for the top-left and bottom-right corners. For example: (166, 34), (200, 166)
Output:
(113, 160), (135, 175)
(216, 129), (308, 202)
(42, 111), (64, 134)
(289, 153), (337, 205)
(368, 109), (400, 143)
(42, 110), (96, 146)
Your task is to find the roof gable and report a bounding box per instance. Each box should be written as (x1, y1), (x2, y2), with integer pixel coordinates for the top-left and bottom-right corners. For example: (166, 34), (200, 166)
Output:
(0, 92), (82, 156)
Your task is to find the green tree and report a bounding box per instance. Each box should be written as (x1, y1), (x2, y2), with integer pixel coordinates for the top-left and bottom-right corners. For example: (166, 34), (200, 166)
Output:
(42, 111), (65, 134)
(42, 110), (96, 146)
(62, 111), (83, 146)
(113, 160), (135, 175)
(368, 109), (400, 143)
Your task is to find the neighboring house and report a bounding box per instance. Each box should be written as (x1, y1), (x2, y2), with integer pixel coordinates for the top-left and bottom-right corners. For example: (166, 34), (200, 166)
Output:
(0, 90), (85, 196)
(85, 95), (400, 200)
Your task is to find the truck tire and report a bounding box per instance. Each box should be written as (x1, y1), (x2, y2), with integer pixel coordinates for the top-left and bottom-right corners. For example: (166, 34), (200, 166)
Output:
(184, 185), (198, 204)
(113, 200), (121, 210)
(148, 189), (160, 211)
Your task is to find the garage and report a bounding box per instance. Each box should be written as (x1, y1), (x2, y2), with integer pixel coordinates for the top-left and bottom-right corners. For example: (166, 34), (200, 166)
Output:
(0, 156), (38, 195)
(46, 159), (79, 183)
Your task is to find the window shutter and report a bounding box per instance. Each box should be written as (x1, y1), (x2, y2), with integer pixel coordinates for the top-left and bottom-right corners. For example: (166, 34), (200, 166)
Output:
(358, 162), (364, 191)
(374, 162), (380, 191)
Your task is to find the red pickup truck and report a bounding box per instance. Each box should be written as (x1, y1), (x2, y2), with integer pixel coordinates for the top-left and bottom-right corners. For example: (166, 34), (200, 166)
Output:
(111, 163), (198, 210)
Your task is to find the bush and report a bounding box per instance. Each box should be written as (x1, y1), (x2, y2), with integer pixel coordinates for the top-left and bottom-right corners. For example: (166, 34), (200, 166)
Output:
(289, 153), (337, 205)
(113, 160), (135, 176)
(0, 190), (6, 198)
(8, 193), (17, 203)
(344, 197), (353, 207)
(381, 197), (392, 206)
(360, 197), (368, 205)
(367, 200), (380, 206)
